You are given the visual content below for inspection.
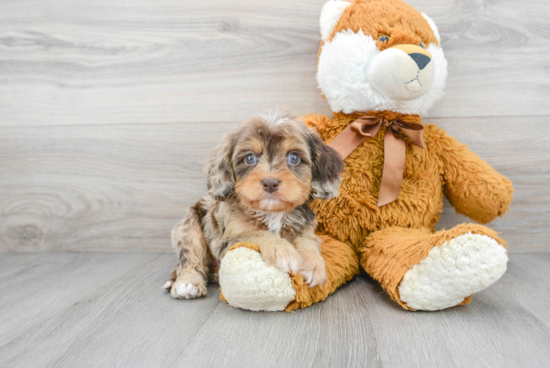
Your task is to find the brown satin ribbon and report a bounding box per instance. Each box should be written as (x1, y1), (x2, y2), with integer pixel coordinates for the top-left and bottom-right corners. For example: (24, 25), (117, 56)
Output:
(328, 115), (425, 207)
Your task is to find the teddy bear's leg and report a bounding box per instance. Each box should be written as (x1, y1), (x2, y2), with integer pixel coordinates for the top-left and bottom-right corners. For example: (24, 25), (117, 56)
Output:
(361, 224), (508, 311)
(219, 235), (358, 312)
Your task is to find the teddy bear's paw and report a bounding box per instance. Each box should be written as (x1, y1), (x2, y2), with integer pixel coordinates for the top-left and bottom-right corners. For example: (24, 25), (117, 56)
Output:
(398, 232), (508, 311)
(219, 247), (296, 311)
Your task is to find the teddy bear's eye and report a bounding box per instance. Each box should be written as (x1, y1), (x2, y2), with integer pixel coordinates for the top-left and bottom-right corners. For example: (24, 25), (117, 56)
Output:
(378, 35), (390, 43)
(419, 41), (426, 49)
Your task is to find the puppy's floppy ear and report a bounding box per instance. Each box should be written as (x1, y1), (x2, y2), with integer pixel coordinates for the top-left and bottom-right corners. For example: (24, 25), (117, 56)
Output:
(204, 133), (236, 201)
(308, 131), (345, 199)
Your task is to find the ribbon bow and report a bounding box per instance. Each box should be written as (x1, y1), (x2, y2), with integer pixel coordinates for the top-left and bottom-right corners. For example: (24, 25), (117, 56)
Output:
(328, 115), (425, 207)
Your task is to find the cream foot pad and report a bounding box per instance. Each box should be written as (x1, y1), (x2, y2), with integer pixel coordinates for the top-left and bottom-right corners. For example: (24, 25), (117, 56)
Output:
(219, 246), (295, 311)
(398, 233), (508, 311)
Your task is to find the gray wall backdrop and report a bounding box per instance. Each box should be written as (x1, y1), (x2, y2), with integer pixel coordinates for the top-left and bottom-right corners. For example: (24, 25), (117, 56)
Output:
(1, 0), (548, 252)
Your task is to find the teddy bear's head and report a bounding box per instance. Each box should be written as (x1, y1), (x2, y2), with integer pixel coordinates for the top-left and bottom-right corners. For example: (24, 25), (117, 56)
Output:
(317, 0), (447, 116)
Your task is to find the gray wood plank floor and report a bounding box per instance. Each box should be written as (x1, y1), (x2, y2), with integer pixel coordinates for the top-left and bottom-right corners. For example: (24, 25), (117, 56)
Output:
(1, 252), (549, 368)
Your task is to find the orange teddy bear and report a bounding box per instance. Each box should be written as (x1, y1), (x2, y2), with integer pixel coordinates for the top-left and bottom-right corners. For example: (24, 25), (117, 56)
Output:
(218, 0), (513, 312)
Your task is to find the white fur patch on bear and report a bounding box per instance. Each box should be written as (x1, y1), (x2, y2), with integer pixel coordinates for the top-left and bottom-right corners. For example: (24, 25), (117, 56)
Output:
(320, 1), (351, 42)
(317, 30), (447, 116)
(421, 13), (441, 43)
(219, 247), (295, 311)
(398, 233), (508, 311)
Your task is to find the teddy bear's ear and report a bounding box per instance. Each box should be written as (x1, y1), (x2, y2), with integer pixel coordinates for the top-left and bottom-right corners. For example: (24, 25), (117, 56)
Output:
(421, 13), (441, 43)
(320, 1), (351, 42)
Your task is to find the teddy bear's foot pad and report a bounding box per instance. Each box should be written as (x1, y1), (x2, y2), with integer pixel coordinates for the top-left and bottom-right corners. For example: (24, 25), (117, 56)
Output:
(219, 247), (296, 311)
(398, 232), (508, 311)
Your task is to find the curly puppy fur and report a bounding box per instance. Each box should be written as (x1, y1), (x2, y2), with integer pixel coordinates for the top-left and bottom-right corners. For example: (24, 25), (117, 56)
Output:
(164, 110), (344, 299)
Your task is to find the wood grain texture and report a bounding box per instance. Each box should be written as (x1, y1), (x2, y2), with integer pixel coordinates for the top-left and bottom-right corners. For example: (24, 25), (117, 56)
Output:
(1, 0), (549, 252)
(1, 115), (548, 252)
(0, 252), (549, 368)
(0, 252), (161, 347)
(0, 0), (549, 128)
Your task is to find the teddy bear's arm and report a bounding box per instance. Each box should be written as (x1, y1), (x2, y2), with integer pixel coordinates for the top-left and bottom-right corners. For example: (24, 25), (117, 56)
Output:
(302, 113), (332, 131)
(439, 131), (513, 224)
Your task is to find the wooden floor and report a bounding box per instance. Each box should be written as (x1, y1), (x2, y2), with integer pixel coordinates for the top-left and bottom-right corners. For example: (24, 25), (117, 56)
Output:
(0, 252), (549, 368)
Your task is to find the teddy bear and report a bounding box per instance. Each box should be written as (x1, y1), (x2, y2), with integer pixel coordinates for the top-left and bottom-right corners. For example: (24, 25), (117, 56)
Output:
(217, 0), (513, 312)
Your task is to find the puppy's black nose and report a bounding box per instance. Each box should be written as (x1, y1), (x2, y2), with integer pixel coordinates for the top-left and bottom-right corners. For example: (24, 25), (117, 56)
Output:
(262, 178), (280, 193)
(409, 53), (431, 70)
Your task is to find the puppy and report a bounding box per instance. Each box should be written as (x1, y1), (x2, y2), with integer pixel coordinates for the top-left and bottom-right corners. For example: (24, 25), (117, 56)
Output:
(163, 109), (344, 299)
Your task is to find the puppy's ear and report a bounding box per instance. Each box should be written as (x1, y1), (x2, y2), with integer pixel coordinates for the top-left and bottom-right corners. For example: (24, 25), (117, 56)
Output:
(204, 133), (236, 201)
(309, 131), (344, 199)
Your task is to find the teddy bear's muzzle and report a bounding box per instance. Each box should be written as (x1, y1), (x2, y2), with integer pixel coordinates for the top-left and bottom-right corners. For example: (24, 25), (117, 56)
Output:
(368, 44), (435, 101)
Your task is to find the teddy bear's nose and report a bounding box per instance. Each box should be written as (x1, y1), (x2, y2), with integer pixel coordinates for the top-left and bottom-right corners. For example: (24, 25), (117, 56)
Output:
(409, 53), (431, 70)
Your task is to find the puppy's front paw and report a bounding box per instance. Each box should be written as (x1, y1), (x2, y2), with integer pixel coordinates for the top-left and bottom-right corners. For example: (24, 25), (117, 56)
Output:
(170, 279), (207, 300)
(260, 241), (301, 274)
(299, 252), (327, 288)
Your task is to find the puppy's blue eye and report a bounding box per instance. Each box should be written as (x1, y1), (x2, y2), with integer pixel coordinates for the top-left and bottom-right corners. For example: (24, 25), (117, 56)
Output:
(287, 152), (300, 166)
(419, 41), (425, 49)
(378, 35), (390, 43)
(244, 154), (256, 166)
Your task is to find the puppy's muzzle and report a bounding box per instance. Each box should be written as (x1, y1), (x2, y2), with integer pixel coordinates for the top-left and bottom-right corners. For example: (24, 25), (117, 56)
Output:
(368, 44), (435, 101)
(262, 178), (280, 193)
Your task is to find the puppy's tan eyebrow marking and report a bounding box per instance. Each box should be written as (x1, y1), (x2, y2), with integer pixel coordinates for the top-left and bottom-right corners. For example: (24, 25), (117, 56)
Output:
(280, 139), (311, 163)
(234, 137), (264, 159)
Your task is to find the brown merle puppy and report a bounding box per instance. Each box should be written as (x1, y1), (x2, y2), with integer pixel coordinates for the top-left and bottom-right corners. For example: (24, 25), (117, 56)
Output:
(163, 109), (344, 300)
